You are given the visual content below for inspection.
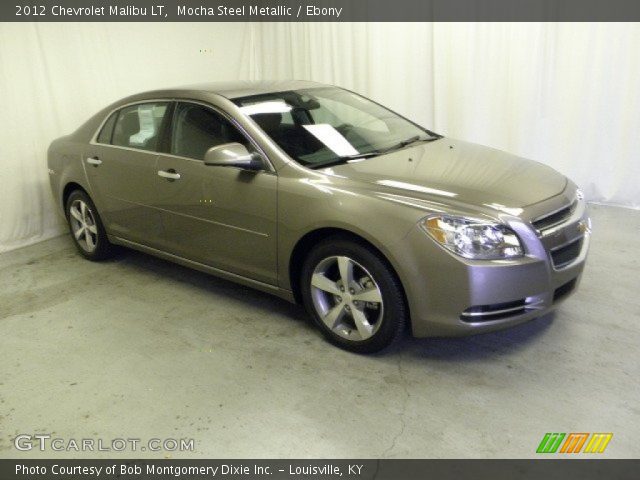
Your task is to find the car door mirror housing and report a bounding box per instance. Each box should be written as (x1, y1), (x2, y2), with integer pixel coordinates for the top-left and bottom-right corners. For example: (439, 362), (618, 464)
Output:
(204, 143), (264, 171)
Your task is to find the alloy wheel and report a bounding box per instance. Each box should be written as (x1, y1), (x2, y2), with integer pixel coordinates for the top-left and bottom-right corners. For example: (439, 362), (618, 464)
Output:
(310, 255), (384, 341)
(69, 199), (98, 253)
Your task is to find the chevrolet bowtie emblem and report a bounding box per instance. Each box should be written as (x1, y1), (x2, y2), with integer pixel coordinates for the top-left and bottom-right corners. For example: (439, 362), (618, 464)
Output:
(577, 220), (589, 234)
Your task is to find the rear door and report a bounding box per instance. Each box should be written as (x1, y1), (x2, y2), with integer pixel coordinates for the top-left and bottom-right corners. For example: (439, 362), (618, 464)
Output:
(153, 101), (278, 284)
(84, 101), (172, 247)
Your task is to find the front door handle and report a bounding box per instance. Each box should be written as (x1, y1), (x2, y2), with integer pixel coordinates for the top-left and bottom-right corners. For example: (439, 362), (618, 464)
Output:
(86, 156), (102, 166)
(158, 169), (181, 181)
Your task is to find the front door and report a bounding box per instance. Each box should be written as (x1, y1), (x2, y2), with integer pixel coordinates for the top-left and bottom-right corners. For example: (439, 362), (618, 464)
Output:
(154, 102), (278, 285)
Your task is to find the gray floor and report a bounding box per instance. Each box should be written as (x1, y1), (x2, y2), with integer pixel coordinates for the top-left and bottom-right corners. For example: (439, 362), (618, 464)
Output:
(0, 204), (638, 459)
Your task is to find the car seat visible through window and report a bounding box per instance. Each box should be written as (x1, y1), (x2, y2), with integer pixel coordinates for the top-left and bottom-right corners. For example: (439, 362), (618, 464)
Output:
(173, 104), (248, 160)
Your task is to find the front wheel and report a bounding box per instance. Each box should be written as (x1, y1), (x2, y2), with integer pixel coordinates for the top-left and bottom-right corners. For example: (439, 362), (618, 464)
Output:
(301, 237), (408, 353)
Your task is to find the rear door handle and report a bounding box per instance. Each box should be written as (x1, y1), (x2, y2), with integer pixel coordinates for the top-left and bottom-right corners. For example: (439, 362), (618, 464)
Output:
(86, 156), (102, 166)
(158, 169), (181, 181)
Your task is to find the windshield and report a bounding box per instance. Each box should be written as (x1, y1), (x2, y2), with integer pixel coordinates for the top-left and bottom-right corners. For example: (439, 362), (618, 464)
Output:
(233, 87), (440, 169)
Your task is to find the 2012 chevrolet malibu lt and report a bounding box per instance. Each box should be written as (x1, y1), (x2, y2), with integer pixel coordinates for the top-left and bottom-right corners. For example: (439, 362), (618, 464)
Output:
(48, 81), (591, 353)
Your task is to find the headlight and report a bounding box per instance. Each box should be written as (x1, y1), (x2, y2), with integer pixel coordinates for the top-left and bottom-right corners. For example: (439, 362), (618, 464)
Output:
(421, 215), (523, 260)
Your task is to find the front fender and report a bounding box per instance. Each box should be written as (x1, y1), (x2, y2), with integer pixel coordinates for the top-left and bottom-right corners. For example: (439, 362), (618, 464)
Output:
(276, 171), (423, 293)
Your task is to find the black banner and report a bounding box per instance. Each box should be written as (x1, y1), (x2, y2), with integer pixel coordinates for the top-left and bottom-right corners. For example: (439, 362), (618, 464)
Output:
(5, 0), (640, 22)
(1, 459), (639, 479)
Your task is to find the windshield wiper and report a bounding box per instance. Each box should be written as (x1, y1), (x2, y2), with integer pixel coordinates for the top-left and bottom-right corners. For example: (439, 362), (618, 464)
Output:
(308, 135), (441, 169)
(379, 135), (439, 154)
(308, 151), (382, 169)
(339, 151), (382, 160)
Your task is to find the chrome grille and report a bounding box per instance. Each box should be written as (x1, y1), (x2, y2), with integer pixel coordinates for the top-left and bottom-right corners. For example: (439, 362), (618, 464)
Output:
(530, 195), (587, 271)
(532, 201), (576, 232)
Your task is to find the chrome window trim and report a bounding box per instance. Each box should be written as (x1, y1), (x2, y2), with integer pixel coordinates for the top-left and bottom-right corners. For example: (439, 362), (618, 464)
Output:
(89, 98), (172, 147)
(89, 98), (276, 173)
(88, 143), (161, 156)
(169, 99), (275, 173)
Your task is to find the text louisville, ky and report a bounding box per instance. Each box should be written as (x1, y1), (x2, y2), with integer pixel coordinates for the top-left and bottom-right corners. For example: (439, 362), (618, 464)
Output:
(16, 463), (362, 477)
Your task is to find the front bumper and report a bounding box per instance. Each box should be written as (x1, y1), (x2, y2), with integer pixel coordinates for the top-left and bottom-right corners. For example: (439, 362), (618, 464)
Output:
(401, 189), (590, 337)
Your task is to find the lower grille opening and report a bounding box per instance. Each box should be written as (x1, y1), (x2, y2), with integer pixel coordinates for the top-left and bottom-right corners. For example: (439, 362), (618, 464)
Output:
(554, 278), (577, 302)
(460, 299), (527, 322)
(551, 237), (583, 268)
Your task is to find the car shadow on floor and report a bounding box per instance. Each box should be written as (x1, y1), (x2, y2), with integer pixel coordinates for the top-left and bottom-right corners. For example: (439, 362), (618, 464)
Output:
(104, 243), (556, 360)
(396, 312), (556, 361)
(112, 245), (310, 324)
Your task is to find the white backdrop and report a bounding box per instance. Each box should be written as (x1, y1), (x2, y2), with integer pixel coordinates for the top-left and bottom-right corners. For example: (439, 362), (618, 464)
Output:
(1, 22), (638, 252)
(253, 22), (640, 209)
(0, 23), (253, 252)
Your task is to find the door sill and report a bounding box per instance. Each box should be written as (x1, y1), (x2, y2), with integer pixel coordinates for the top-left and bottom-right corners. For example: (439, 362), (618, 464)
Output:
(109, 235), (295, 303)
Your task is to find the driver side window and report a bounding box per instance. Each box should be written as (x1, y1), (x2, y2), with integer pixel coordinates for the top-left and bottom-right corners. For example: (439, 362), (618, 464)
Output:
(171, 103), (249, 160)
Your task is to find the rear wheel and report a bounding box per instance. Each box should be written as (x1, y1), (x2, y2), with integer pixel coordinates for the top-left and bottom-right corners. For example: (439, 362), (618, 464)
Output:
(65, 190), (112, 261)
(301, 237), (407, 353)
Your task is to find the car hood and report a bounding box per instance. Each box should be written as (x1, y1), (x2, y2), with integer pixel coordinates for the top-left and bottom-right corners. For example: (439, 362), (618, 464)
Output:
(325, 138), (567, 209)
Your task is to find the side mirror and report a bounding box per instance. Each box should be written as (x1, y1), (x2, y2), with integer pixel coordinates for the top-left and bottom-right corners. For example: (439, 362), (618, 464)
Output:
(203, 143), (264, 171)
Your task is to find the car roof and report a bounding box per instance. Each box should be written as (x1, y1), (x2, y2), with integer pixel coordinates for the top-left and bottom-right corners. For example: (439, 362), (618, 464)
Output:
(168, 80), (329, 99)
(74, 80), (334, 143)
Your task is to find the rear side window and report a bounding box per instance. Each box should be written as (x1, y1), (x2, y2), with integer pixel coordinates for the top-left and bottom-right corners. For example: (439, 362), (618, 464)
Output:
(97, 112), (118, 144)
(111, 102), (169, 152)
(171, 103), (248, 160)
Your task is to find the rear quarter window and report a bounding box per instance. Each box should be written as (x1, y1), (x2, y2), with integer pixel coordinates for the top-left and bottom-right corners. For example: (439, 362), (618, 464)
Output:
(96, 112), (118, 144)
(109, 102), (170, 152)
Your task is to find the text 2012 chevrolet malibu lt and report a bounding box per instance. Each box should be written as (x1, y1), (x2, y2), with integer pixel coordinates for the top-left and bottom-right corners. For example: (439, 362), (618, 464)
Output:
(48, 81), (591, 353)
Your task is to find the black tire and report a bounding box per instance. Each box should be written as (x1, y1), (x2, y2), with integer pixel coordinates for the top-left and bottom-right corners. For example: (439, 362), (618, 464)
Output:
(65, 190), (113, 261)
(300, 236), (408, 353)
